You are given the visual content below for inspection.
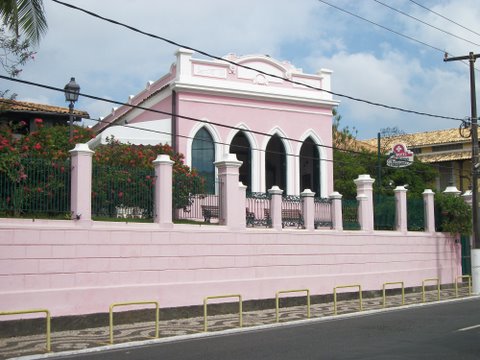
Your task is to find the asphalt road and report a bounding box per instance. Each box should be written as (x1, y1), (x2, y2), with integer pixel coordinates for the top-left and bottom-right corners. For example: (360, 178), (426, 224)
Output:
(49, 298), (480, 360)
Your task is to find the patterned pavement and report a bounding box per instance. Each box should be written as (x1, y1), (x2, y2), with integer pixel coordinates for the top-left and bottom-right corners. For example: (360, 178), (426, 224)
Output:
(0, 287), (472, 359)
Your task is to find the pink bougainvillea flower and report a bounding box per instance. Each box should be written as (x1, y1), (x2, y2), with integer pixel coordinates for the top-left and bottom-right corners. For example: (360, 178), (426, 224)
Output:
(34, 118), (43, 124)
(34, 143), (42, 150)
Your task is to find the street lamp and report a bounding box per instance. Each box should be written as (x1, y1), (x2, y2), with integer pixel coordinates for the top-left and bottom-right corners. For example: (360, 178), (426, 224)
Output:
(64, 77), (80, 139)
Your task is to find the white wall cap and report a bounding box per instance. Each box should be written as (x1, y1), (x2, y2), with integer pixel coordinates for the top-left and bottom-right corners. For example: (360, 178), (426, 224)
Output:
(329, 191), (343, 199)
(394, 185), (408, 192)
(268, 186), (284, 195)
(422, 189), (435, 195)
(300, 189), (315, 197)
(153, 154), (174, 165)
(69, 143), (94, 154)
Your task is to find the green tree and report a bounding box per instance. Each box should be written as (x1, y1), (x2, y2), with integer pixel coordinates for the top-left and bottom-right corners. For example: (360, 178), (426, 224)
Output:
(332, 110), (437, 199)
(0, 0), (47, 45)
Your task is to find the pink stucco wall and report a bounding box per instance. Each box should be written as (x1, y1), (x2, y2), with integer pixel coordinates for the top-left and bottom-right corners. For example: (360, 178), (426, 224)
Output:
(0, 219), (460, 318)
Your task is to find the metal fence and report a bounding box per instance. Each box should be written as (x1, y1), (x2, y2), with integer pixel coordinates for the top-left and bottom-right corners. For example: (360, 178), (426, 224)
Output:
(245, 192), (271, 227)
(0, 158), (71, 218)
(407, 197), (425, 231)
(91, 164), (155, 221)
(173, 177), (222, 223)
(314, 197), (333, 229)
(374, 195), (395, 230)
(281, 195), (304, 228)
(342, 199), (360, 230)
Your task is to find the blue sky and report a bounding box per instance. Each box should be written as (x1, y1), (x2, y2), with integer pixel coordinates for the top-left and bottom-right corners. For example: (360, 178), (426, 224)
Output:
(2, 0), (480, 140)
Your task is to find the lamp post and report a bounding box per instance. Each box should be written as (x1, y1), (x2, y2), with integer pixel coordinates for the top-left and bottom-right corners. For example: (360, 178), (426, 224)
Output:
(64, 77), (80, 139)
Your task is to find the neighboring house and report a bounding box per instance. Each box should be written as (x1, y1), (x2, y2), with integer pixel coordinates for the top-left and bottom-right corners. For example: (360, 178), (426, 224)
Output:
(363, 128), (472, 192)
(0, 98), (89, 134)
(93, 49), (339, 197)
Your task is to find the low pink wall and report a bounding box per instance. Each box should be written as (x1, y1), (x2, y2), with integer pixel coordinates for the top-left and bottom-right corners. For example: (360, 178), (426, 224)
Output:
(0, 219), (460, 318)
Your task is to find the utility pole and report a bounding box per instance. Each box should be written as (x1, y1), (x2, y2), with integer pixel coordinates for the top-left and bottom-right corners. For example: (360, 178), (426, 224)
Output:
(444, 51), (480, 293)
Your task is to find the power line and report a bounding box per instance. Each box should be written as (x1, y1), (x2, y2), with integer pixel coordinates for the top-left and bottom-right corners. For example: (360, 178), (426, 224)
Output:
(318, 0), (479, 72)
(373, 0), (480, 48)
(318, 0), (445, 53)
(49, 0), (466, 122)
(0, 81), (463, 175)
(408, 0), (480, 38)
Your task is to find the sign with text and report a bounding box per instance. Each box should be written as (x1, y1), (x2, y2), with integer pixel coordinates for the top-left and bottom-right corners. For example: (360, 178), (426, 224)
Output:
(386, 143), (414, 168)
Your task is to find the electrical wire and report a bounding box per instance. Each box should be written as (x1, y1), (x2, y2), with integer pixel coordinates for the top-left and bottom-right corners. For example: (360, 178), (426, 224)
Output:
(408, 0), (480, 38)
(373, 0), (480, 48)
(0, 85), (466, 175)
(318, 0), (479, 72)
(49, 0), (466, 123)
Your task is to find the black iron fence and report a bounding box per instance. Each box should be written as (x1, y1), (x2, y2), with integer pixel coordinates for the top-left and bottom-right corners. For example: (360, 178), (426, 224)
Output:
(314, 197), (333, 229)
(374, 195), (395, 230)
(92, 164), (155, 221)
(245, 192), (271, 227)
(407, 197), (424, 231)
(342, 199), (360, 230)
(0, 158), (71, 218)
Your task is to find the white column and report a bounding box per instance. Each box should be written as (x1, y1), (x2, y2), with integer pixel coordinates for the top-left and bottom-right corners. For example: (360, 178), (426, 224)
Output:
(268, 186), (283, 230)
(153, 154), (174, 228)
(394, 185), (408, 232)
(329, 191), (343, 231)
(214, 153), (243, 230)
(301, 189), (315, 231)
(422, 189), (435, 233)
(69, 143), (94, 223)
(354, 174), (375, 231)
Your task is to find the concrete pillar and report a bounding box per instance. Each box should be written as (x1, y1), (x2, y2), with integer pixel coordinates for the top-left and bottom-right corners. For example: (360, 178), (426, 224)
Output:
(354, 174), (375, 231)
(214, 153), (243, 230)
(473, 249), (480, 294)
(239, 182), (247, 229)
(394, 185), (408, 232)
(268, 186), (283, 230)
(329, 191), (343, 231)
(422, 189), (435, 233)
(69, 143), (94, 223)
(153, 154), (174, 228)
(301, 189), (315, 231)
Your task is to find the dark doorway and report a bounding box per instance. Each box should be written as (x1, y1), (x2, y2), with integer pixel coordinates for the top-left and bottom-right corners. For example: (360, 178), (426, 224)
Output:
(300, 137), (320, 196)
(230, 131), (252, 192)
(265, 134), (286, 191)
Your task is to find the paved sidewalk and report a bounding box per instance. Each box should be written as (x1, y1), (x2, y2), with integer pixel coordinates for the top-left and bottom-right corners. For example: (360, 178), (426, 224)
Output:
(0, 288), (471, 359)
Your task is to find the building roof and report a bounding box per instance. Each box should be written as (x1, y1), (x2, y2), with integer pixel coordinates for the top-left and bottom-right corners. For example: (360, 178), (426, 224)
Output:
(0, 98), (89, 118)
(416, 150), (472, 163)
(362, 128), (466, 148)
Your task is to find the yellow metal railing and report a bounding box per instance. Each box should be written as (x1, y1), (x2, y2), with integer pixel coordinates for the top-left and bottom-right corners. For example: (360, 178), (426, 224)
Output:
(333, 285), (362, 315)
(203, 294), (242, 332)
(382, 282), (405, 308)
(275, 289), (310, 322)
(0, 309), (51, 352)
(109, 301), (159, 345)
(455, 275), (472, 297)
(422, 278), (440, 303)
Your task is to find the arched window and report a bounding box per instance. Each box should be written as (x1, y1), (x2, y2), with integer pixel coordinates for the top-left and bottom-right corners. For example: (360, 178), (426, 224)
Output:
(192, 127), (215, 193)
(265, 134), (286, 191)
(300, 137), (320, 196)
(230, 131), (252, 192)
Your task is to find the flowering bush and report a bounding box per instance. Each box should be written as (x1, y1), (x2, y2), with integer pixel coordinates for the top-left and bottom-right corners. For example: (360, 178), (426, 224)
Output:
(92, 137), (205, 215)
(0, 121), (94, 216)
(0, 121), (204, 218)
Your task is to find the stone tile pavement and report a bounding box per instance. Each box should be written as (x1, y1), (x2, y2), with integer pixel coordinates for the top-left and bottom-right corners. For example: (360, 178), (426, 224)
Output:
(0, 287), (472, 359)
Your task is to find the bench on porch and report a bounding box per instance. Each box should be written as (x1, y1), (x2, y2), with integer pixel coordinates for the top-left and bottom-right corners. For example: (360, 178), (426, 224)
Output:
(201, 205), (220, 223)
(264, 208), (304, 228)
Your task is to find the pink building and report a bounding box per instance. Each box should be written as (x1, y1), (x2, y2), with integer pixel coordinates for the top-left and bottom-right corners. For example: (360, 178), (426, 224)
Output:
(93, 49), (339, 197)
